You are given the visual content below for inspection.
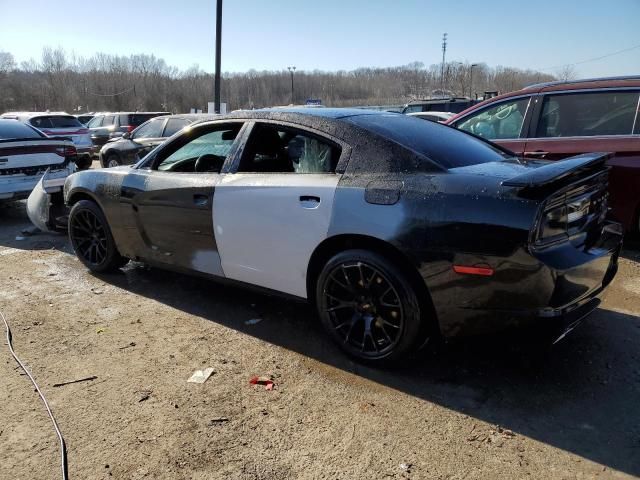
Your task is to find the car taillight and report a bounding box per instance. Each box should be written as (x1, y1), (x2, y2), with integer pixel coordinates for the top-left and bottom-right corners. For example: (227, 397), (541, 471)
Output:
(537, 193), (607, 245)
(55, 145), (77, 157)
(126, 125), (135, 132)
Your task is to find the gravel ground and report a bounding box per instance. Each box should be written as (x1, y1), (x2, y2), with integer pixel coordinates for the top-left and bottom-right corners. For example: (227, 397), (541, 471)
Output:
(1, 199), (639, 480)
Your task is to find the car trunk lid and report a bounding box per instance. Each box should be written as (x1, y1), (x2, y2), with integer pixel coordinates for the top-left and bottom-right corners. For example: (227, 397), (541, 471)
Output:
(0, 139), (73, 174)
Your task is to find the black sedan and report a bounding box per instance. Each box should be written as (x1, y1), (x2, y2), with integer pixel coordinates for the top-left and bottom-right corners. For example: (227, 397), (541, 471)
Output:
(61, 109), (622, 363)
(99, 114), (219, 168)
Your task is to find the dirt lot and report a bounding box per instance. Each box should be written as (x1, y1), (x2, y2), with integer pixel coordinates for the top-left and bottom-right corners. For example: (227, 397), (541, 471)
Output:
(1, 199), (639, 480)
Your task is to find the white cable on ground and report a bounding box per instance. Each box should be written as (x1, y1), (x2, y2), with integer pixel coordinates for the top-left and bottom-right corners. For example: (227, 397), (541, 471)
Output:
(1, 310), (68, 480)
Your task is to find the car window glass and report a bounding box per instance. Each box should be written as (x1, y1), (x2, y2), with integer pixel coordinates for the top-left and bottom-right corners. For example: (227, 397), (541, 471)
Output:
(157, 125), (241, 172)
(29, 117), (53, 129)
(134, 119), (164, 139)
(457, 97), (529, 140)
(0, 121), (43, 139)
(238, 124), (338, 173)
(102, 115), (115, 126)
(536, 91), (639, 138)
(163, 118), (191, 137)
(49, 116), (83, 128)
(87, 116), (103, 128)
(346, 113), (512, 169)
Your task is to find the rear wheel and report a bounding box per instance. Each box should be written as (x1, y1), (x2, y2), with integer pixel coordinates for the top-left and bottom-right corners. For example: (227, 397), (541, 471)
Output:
(315, 249), (425, 363)
(68, 200), (127, 272)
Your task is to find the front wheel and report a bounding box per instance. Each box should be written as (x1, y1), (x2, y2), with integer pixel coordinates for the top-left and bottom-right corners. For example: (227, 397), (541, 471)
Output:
(105, 153), (121, 168)
(68, 200), (128, 273)
(315, 249), (425, 363)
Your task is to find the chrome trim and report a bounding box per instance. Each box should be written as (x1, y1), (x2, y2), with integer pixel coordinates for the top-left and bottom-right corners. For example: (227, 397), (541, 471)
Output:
(524, 134), (639, 141)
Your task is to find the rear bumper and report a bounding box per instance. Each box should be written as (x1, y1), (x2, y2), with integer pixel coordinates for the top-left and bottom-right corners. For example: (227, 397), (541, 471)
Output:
(433, 221), (623, 338)
(0, 166), (74, 201)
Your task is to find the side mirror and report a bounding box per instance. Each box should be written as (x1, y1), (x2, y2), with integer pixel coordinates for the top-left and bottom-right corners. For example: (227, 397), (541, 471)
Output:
(122, 132), (131, 140)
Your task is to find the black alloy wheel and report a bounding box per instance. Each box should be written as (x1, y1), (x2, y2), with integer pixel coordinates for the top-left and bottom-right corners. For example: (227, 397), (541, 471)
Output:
(68, 200), (127, 273)
(316, 249), (424, 363)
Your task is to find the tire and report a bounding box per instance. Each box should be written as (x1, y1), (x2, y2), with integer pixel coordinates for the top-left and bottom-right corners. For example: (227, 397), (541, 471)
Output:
(68, 200), (128, 273)
(104, 153), (121, 168)
(315, 249), (425, 364)
(75, 155), (92, 170)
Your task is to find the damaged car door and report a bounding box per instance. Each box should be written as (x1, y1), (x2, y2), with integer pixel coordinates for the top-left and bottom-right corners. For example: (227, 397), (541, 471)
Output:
(119, 122), (245, 275)
(213, 121), (345, 298)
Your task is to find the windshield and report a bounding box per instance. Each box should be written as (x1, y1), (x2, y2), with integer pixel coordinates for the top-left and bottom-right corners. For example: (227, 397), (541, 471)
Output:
(346, 113), (513, 169)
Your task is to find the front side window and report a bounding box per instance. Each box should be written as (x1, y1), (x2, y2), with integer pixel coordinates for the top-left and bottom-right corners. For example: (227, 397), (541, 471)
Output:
(535, 91), (639, 138)
(238, 124), (339, 173)
(134, 119), (164, 139)
(457, 97), (530, 140)
(156, 125), (241, 172)
(102, 115), (115, 126)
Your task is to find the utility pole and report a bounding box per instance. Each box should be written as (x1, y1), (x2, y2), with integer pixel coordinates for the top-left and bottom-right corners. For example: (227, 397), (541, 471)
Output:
(214, 0), (222, 113)
(287, 66), (296, 104)
(440, 33), (447, 93)
(470, 63), (478, 99)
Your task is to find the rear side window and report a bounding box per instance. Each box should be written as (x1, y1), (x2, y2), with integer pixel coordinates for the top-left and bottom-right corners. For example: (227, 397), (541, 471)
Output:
(536, 91), (639, 137)
(0, 120), (43, 139)
(238, 123), (339, 173)
(163, 118), (191, 137)
(347, 113), (512, 169)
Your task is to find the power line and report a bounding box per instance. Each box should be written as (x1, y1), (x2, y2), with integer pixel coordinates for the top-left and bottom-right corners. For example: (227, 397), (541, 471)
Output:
(539, 43), (640, 71)
(87, 85), (136, 97)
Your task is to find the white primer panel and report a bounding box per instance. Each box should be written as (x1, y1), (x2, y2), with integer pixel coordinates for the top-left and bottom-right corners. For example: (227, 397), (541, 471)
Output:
(213, 173), (340, 298)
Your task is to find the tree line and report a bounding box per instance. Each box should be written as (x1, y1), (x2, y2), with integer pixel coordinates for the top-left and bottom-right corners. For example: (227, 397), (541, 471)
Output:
(0, 48), (557, 114)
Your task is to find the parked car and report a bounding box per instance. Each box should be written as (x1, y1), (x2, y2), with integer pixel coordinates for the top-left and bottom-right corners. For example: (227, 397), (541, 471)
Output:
(1, 112), (93, 169)
(407, 111), (454, 123)
(56, 109), (621, 363)
(402, 97), (478, 114)
(446, 76), (640, 232)
(99, 114), (218, 167)
(75, 113), (94, 126)
(86, 112), (170, 150)
(0, 119), (75, 210)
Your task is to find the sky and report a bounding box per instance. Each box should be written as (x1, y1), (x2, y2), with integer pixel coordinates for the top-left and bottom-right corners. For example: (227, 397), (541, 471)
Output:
(0, 0), (639, 77)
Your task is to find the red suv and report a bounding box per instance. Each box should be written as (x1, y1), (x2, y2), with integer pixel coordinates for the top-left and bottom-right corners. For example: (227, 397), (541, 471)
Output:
(446, 76), (640, 232)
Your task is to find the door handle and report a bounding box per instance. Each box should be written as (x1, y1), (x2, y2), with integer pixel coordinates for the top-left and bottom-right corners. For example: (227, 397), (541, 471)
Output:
(299, 195), (320, 209)
(193, 194), (209, 206)
(524, 150), (549, 158)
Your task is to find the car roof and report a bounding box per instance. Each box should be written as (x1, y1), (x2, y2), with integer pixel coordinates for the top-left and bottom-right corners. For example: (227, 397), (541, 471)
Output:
(228, 107), (385, 120)
(2, 111), (72, 118)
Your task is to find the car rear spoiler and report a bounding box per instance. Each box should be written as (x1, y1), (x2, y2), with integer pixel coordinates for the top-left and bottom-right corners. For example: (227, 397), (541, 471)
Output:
(502, 152), (611, 189)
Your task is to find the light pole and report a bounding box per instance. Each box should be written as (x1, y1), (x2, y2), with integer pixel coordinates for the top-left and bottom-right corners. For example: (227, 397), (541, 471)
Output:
(214, 0), (223, 113)
(287, 66), (296, 104)
(470, 63), (479, 99)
